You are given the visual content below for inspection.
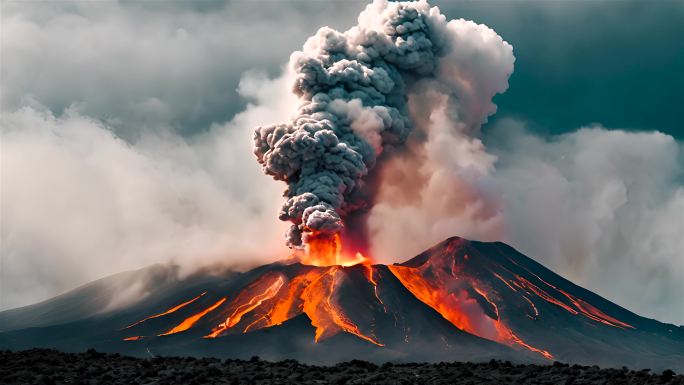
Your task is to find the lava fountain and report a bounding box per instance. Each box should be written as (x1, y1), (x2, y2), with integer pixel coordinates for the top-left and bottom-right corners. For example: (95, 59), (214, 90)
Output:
(299, 233), (370, 267)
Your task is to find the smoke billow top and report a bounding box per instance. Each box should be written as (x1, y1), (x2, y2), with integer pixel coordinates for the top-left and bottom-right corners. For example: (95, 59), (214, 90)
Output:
(253, 0), (512, 253)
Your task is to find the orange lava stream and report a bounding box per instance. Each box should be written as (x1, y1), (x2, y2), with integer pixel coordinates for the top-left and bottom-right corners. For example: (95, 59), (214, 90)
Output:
(500, 253), (634, 329)
(203, 264), (383, 346)
(123, 336), (144, 341)
(476, 284), (554, 360)
(521, 295), (540, 320)
(363, 264), (386, 311)
(501, 326), (554, 360)
(473, 286), (500, 319)
(239, 271), (323, 333)
(513, 274), (633, 329)
(301, 266), (384, 346)
(197, 237), (384, 345)
(493, 272), (518, 292)
(123, 291), (207, 329)
(239, 269), (329, 333)
(258, 271), (323, 328)
(159, 297), (227, 336)
(563, 292), (634, 328)
(387, 265), (477, 333)
(205, 275), (284, 338)
(514, 276), (579, 315)
(388, 265), (552, 360)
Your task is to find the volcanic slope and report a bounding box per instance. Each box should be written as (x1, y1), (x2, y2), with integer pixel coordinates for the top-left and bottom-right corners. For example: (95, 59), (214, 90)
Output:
(0, 237), (682, 370)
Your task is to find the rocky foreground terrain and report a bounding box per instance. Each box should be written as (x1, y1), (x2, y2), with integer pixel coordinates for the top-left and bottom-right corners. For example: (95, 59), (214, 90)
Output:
(1, 349), (682, 385)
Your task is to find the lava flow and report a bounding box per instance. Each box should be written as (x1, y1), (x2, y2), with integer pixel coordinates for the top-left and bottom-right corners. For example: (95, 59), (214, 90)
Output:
(387, 264), (553, 360)
(205, 274), (285, 338)
(491, 249), (633, 329)
(205, 246), (384, 346)
(160, 297), (227, 336)
(512, 273), (634, 329)
(123, 291), (207, 329)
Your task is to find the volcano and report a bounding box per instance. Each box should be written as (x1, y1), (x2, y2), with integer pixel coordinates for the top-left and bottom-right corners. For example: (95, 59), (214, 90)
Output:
(1, 237), (682, 370)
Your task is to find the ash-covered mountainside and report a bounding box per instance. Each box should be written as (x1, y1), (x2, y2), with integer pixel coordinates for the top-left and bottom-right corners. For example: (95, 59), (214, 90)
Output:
(1, 237), (682, 371)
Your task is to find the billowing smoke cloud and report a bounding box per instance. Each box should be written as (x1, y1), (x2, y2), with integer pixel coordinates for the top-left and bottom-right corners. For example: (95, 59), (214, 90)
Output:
(253, 0), (513, 251)
(367, 15), (515, 259)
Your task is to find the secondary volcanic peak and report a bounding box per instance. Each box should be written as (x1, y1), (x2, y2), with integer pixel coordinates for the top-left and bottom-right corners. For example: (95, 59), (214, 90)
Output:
(387, 254), (554, 359)
(119, 237), (642, 363)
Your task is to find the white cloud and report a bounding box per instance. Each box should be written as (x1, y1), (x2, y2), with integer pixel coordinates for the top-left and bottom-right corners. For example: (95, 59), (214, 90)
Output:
(0, 71), (298, 310)
(0, 1), (363, 136)
(491, 120), (684, 325)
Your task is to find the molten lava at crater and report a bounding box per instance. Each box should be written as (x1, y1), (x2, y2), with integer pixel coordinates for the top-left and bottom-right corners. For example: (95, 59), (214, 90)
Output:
(297, 234), (370, 267)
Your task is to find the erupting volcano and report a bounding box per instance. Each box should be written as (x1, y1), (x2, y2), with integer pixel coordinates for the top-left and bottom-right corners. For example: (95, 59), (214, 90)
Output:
(156, 238), (557, 358)
(114, 237), (634, 361)
(2, 236), (682, 371)
(1, 0), (681, 375)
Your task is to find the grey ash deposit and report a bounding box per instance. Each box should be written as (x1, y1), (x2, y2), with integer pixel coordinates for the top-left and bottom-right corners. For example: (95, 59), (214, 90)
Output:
(1, 349), (682, 385)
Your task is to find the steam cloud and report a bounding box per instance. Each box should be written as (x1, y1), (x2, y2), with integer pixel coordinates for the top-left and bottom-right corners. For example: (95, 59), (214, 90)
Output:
(253, 0), (513, 250)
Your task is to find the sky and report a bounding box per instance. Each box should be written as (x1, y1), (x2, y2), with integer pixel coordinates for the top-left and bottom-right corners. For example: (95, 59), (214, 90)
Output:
(1, 0), (682, 324)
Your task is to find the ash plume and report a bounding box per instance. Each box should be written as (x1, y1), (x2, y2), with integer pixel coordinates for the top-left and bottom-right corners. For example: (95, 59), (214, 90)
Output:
(253, 0), (513, 250)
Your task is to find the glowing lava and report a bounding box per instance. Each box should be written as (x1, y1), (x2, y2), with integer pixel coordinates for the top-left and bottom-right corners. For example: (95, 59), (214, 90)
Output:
(301, 266), (384, 345)
(204, 265), (383, 346)
(197, 240), (383, 344)
(388, 265), (480, 334)
(387, 264), (553, 360)
(513, 274), (633, 329)
(299, 234), (369, 267)
(123, 291), (207, 329)
(494, 250), (633, 329)
(160, 297), (227, 336)
(363, 264), (386, 311)
(206, 274), (285, 338)
(119, 237), (633, 360)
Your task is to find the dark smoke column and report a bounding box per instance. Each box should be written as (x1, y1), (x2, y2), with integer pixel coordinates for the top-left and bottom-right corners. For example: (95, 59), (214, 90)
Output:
(253, 0), (510, 258)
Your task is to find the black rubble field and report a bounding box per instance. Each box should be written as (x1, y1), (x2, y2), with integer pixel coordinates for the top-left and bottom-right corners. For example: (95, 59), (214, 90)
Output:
(1, 349), (682, 385)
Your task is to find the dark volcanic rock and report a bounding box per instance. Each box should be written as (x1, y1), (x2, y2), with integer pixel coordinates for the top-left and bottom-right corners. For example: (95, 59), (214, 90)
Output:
(1, 349), (683, 385)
